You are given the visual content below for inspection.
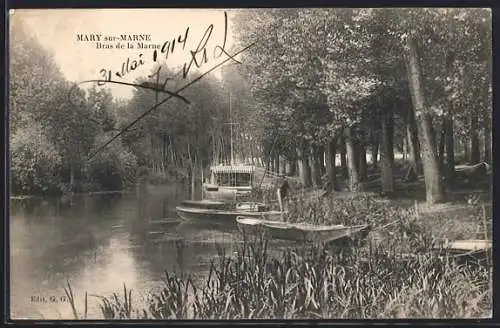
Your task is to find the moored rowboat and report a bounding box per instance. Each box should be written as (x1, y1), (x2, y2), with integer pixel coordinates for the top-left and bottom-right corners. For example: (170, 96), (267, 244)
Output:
(176, 200), (285, 223)
(236, 216), (371, 243)
(441, 239), (491, 251)
(430, 239), (492, 266)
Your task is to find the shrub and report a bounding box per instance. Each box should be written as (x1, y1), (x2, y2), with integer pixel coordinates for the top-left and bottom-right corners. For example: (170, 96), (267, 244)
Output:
(10, 123), (63, 195)
(87, 135), (138, 191)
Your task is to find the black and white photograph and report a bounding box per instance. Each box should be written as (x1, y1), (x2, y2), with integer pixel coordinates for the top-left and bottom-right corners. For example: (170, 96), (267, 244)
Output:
(8, 8), (492, 320)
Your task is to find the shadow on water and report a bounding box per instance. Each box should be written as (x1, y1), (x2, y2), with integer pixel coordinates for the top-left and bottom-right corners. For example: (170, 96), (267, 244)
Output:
(10, 184), (178, 317)
(127, 182), (243, 276)
(10, 182), (262, 319)
(10, 193), (123, 221)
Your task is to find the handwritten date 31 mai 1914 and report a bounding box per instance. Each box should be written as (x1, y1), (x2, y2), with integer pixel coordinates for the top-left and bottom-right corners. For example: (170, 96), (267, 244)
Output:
(98, 11), (238, 88)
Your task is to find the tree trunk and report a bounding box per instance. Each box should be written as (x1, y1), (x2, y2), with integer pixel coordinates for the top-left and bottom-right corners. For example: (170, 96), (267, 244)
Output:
(289, 159), (297, 176)
(240, 148), (246, 165)
(297, 142), (311, 187)
(188, 145), (197, 200)
(463, 138), (469, 164)
(406, 106), (421, 179)
(309, 156), (318, 188)
(353, 141), (361, 174)
(279, 156), (287, 176)
(325, 137), (338, 192)
(195, 154), (203, 200)
(344, 127), (360, 192)
(484, 116), (491, 163)
(402, 136), (407, 161)
(162, 133), (167, 172)
(406, 35), (445, 204)
(372, 132), (379, 168)
(317, 146), (326, 176)
(275, 156), (280, 176)
(470, 114), (480, 163)
(69, 161), (75, 191)
(437, 120), (446, 172)
(444, 115), (455, 179)
(249, 139), (255, 165)
(429, 119), (437, 155)
(340, 136), (348, 179)
(380, 107), (395, 193)
(314, 145), (323, 186)
(309, 145), (321, 188)
(387, 110), (395, 164)
(359, 142), (367, 181)
(168, 135), (174, 164)
(190, 165), (196, 201)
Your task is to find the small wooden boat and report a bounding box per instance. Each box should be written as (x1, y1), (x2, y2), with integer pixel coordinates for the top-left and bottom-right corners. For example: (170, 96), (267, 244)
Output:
(176, 200), (285, 223)
(236, 216), (371, 243)
(431, 239), (492, 266)
(454, 162), (491, 182)
(442, 239), (491, 251)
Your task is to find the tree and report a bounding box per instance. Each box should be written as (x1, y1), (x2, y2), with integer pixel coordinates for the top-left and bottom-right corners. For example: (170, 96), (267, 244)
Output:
(10, 17), (67, 194)
(11, 121), (62, 194)
(117, 64), (231, 197)
(9, 16), (66, 133)
(234, 9), (380, 191)
(405, 31), (445, 203)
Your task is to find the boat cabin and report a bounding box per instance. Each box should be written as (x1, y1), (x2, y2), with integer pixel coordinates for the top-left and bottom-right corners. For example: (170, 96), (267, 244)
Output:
(203, 165), (256, 200)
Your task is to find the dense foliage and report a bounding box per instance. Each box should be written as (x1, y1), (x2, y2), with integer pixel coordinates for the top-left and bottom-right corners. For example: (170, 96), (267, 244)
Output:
(9, 20), (234, 195)
(233, 8), (491, 203)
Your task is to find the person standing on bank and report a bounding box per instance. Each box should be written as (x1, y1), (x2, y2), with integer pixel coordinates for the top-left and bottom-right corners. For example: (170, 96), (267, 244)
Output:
(276, 176), (289, 221)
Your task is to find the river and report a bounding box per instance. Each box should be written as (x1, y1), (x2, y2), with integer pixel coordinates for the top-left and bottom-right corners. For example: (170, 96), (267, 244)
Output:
(9, 183), (245, 320)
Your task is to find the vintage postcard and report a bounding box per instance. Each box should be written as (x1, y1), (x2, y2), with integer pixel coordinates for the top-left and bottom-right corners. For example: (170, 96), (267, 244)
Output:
(8, 8), (492, 320)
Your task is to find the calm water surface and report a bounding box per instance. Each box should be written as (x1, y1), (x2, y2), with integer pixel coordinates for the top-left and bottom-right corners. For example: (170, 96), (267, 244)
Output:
(10, 184), (247, 319)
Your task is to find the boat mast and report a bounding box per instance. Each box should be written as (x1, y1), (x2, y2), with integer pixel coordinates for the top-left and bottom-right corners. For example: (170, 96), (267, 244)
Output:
(229, 91), (234, 165)
(222, 64), (237, 166)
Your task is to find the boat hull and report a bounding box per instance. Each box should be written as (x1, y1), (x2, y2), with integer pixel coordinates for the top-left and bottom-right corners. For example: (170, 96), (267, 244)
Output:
(236, 217), (371, 243)
(430, 239), (492, 267)
(176, 205), (284, 224)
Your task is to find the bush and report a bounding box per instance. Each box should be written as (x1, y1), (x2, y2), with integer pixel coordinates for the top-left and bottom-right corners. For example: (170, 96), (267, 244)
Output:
(147, 169), (185, 185)
(10, 123), (63, 195)
(87, 136), (138, 191)
(288, 192), (394, 225)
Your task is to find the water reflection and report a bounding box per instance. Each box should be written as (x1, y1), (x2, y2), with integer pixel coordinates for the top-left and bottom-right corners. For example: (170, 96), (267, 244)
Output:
(10, 183), (248, 320)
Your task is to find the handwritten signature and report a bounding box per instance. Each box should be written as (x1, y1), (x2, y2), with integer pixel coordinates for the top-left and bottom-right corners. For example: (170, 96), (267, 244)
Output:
(68, 11), (254, 161)
(98, 11), (240, 89)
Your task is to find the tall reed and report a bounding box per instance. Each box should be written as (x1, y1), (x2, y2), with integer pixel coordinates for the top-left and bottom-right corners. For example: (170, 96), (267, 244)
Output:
(93, 239), (490, 319)
(83, 193), (491, 319)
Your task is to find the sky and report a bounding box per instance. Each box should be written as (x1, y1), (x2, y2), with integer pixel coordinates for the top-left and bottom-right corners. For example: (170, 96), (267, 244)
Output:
(10, 9), (241, 99)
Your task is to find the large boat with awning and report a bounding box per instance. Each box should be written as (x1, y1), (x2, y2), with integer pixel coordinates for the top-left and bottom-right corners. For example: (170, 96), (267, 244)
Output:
(175, 89), (283, 224)
(176, 164), (285, 224)
(202, 164), (256, 201)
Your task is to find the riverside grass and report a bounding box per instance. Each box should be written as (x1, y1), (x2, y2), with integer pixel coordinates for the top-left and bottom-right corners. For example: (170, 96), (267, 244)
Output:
(68, 193), (492, 319)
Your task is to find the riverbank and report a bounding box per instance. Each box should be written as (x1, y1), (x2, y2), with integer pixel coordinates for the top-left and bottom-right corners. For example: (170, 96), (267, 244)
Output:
(9, 182), (173, 200)
(10, 189), (128, 200)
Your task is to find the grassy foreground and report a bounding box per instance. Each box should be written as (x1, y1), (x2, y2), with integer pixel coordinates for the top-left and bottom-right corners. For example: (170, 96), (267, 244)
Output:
(66, 193), (492, 319)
